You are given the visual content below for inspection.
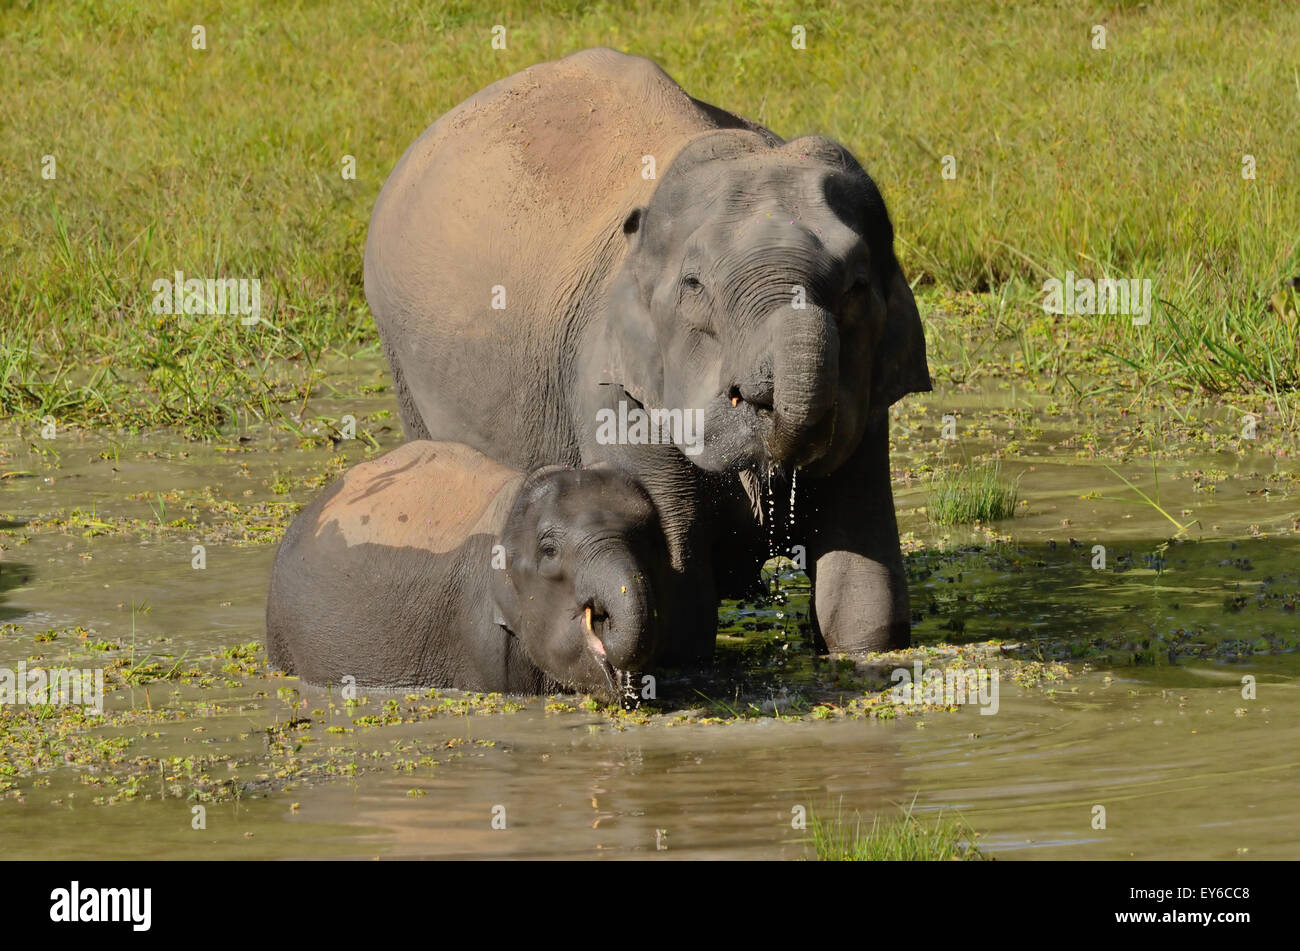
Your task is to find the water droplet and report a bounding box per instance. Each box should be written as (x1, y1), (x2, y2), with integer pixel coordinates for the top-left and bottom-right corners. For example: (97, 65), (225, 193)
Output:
(789, 468), (797, 527)
(765, 465), (777, 561)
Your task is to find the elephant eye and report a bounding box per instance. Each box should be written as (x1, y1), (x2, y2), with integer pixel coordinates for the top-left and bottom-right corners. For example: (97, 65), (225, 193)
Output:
(842, 250), (880, 293)
(839, 267), (876, 316)
(846, 267), (872, 296)
(681, 274), (703, 293)
(534, 532), (566, 581)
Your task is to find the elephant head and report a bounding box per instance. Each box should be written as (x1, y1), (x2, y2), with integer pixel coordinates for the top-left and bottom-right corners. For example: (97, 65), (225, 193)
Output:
(603, 131), (930, 476)
(491, 465), (669, 698)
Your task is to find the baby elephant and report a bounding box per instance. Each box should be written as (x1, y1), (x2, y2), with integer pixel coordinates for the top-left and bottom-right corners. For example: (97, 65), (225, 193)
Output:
(266, 441), (670, 698)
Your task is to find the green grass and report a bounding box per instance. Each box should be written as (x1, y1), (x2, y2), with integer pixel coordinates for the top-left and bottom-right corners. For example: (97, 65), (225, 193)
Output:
(1100, 462), (1196, 538)
(809, 800), (986, 861)
(927, 460), (1019, 525)
(3, 0), (1298, 434)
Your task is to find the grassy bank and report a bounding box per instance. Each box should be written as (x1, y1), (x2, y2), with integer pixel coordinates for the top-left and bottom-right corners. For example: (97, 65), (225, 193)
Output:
(3, 0), (1297, 433)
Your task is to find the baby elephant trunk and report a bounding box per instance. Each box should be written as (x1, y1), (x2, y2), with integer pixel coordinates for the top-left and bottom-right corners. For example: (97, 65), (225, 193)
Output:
(577, 550), (656, 673)
(770, 305), (840, 466)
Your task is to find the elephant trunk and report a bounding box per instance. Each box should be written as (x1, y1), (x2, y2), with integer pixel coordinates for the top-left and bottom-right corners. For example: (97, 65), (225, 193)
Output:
(769, 305), (840, 466)
(576, 548), (655, 673)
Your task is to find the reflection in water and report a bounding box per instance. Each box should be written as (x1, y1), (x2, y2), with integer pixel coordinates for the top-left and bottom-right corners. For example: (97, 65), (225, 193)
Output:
(268, 662), (1298, 860)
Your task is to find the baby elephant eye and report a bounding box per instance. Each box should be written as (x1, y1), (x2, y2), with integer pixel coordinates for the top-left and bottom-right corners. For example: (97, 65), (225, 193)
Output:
(681, 274), (703, 292)
(534, 536), (565, 581)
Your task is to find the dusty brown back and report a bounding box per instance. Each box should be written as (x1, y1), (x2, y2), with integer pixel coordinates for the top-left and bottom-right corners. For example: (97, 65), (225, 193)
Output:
(309, 441), (522, 554)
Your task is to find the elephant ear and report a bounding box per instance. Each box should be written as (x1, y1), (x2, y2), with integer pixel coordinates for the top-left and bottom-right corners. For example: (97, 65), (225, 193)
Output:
(603, 207), (663, 410)
(871, 261), (931, 416)
(490, 568), (521, 634)
(492, 464), (570, 632)
(813, 142), (931, 416)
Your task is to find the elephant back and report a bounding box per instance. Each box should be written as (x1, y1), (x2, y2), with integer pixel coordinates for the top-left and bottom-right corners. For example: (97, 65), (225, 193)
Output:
(305, 441), (522, 555)
(369, 48), (762, 294)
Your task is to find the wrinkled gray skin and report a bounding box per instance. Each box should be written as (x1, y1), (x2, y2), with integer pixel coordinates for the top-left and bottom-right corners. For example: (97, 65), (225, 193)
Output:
(364, 49), (930, 657)
(266, 442), (670, 698)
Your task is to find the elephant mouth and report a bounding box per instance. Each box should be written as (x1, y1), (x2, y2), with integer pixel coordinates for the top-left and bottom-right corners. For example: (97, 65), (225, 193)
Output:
(723, 385), (837, 473)
(580, 604), (641, 708)
(582, 604), (616, 682)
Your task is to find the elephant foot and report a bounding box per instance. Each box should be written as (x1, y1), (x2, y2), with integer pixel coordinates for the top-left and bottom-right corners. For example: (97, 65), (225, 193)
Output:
(812, 551), (912, 653)
(817, 618), (911, 654)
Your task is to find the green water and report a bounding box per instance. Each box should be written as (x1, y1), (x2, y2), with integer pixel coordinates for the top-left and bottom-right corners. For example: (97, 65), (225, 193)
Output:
(0, 359), (1296, 858)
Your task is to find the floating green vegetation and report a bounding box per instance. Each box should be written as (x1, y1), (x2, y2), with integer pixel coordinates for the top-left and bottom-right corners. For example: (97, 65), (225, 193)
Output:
(1008, 626), (1298, 669)
(809, 799), (987, 861)
(2, 612), (1076, 809)
(926, 461), (1019, 525)
(0, 494), (304, 547)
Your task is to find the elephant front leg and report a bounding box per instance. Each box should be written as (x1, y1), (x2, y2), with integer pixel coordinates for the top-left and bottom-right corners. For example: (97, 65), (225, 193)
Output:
(805, 415), (911, 652)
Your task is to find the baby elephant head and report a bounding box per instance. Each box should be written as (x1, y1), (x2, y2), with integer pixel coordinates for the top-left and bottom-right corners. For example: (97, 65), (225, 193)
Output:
(492, 465), (669, 699)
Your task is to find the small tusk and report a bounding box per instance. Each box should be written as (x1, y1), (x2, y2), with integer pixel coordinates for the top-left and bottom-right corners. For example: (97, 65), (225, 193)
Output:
(584, 605), (593, 632)
(731, 396), (741, 407)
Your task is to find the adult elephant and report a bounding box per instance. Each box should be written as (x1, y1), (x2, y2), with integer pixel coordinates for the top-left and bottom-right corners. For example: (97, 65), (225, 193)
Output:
(364, 48), (930, 658)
